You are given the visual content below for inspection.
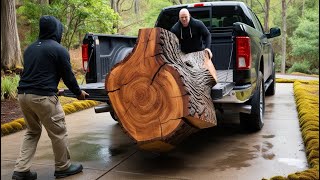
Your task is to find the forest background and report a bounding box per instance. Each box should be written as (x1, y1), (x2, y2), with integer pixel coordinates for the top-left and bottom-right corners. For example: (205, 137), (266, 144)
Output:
(1, 0), (319, 74)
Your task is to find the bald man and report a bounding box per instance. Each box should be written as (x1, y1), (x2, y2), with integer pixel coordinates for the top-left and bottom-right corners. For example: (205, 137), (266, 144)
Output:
(170, 8), (211, 54)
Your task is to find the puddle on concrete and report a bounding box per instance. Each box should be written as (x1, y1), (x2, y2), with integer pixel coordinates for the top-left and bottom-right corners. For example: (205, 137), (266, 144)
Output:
(69, 141), (109, 161)
(278, 158), (308, 169)
(262, 152), (275, 160)
(211, 147), (258, 171)
(109, 144), (133, 156)
(68, 132), (134, 162)
(253, 141), (275, 160)
(262, 134), (275, 138)
(263, 141), (273, 149)
(36, 131), (135, 163)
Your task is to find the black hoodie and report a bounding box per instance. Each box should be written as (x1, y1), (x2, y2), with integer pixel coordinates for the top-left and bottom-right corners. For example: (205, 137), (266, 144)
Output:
(170, 17), (211, 54)
(18, 15), (81, 96)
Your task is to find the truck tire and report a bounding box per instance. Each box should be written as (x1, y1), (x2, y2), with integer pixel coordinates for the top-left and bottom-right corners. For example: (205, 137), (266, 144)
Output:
(110, 111), (118, 122)
(240, 71), (265, 132)
(106, 100), (118, 122)
(265, 62), (276, 96)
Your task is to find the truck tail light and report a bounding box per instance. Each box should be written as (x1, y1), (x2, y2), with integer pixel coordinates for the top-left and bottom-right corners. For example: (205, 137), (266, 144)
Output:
(193, 3), (204, 7)
(82, 43), (89, 72)
(236, 36), (251, 70)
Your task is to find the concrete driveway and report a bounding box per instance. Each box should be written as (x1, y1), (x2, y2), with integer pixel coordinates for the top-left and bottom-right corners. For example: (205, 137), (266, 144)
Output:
(1, 83), (309, 180)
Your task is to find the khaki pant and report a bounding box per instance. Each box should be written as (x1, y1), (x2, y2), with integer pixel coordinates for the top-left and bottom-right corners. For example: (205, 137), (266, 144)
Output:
(14, 94), (71, 172)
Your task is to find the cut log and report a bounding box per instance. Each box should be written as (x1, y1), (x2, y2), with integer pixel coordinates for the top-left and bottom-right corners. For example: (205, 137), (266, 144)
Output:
(105, 27), (217, 152)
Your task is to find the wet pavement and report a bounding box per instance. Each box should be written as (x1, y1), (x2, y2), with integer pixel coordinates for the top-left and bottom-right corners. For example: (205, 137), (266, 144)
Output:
(1, 83), (310, 180)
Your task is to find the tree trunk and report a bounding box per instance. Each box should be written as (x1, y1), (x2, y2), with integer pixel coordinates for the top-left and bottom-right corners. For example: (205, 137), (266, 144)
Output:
(38, 0), (49, 4)
(116, 0), (121, 14)
(134, 0), (139, 14)
(301, 0), (305, 17)
(281, 0), (287, 74)
(106, 28), (217, 152)
(264, 0), (270, 31)
(1, 0), (22, 70)
(110, 0), (118, 13)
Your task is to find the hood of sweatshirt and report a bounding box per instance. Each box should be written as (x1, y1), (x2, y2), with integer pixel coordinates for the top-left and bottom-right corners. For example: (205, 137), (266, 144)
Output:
(38, 15), (63, 43)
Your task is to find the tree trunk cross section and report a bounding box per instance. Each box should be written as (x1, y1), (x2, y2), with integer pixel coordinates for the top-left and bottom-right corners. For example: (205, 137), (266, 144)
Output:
(106, 27), (217, 152)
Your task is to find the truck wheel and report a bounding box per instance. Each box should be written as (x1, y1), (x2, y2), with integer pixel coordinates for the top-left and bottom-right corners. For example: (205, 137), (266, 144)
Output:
(265, 62), (276, 96)
(240, 72), (265, 132)
(110, 111), (118, 121)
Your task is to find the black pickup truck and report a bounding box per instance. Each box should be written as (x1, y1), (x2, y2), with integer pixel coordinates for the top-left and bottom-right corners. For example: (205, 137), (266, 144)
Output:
(64, 1), (280, 131)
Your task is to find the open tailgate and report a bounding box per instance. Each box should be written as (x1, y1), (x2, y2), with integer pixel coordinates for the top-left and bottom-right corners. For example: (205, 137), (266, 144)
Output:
(63, 70), (234, 102)
(63, 82), (108, 102)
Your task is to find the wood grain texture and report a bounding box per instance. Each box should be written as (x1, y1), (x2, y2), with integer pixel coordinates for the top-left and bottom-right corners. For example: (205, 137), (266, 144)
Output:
(106, 27), (217, 152)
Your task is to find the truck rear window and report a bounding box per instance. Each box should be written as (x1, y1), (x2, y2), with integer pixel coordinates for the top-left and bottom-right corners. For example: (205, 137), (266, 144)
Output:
(156, 5), (248, 31)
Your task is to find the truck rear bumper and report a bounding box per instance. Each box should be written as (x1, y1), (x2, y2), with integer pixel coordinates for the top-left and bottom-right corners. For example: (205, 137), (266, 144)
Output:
(212, 83), (253, 103)
(212, 83), (253, 114)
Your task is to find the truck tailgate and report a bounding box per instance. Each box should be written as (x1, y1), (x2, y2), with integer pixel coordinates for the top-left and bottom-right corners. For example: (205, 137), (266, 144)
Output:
(63, 82), (108, 102)
(211, 70), (234, 100)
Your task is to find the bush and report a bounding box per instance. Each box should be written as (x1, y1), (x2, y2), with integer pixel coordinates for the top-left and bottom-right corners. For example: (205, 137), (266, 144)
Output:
(310, 68), (319, 75)
(288, 60), (312, 74)
(1, 74), (20, 100)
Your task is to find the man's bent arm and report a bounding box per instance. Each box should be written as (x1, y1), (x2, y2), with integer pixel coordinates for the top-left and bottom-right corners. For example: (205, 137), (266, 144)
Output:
(200, 22), (211, 49)
(59, 48), (82, 96)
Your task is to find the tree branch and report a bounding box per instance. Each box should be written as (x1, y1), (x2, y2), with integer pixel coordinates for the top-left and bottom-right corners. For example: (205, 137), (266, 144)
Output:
(119, 19), (144, 30)
(120, 0), (134, 13)
(67, 16), (81, 50)
(255, 0), (266, 12)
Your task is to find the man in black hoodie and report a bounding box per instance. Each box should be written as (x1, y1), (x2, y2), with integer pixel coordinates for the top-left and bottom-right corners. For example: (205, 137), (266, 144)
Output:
(12, 15), (87, 180)
(170, 8), (212, 56)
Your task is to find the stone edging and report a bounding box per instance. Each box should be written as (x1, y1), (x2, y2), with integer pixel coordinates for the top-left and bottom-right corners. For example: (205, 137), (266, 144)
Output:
(276, 78), (297, 83)
(1, 100), (99, 136)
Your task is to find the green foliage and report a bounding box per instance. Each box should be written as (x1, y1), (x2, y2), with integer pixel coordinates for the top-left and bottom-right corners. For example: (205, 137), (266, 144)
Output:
(141, 0), (173, 28)
(119, 0), (202, 36)
(289, 10), (319, 69)
(121, 0), (174, 36)
(17, 0), (120, 50)
(286, 5), (301, 37)
(17, 2), (47, 48)
(310, 69), (319, 75)
(269, 0), (319, 73)
(287, 60), (312, 74)
(54, 0), (120, 49)
(15, 0), (319, 74)
(1, 75), (20, 100)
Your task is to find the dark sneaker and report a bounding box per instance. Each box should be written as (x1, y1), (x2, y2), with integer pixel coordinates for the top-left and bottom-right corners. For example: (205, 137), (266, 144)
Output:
(12, 170), (37, 180)
(54, 164), (83, 179)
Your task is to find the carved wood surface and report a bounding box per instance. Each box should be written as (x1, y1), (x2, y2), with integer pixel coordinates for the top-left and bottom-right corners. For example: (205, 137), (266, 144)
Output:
(106, 27), (217, 152)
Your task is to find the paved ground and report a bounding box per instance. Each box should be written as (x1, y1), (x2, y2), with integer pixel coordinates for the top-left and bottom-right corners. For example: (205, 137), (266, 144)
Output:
(1, 81), (314, 180)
